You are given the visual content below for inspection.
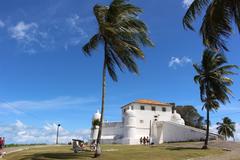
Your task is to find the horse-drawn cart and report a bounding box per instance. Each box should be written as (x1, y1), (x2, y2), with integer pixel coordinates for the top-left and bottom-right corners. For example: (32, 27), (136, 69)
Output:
(72, 139), (96, 153)
(72, 139), (85, 153)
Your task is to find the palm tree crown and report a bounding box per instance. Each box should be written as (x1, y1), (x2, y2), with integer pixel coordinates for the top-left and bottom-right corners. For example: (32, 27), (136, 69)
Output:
(83, 0), (153, 81)
(194, 49), (237, 106)
(183, 0), (240, 51)
(217, 117), (236, 140)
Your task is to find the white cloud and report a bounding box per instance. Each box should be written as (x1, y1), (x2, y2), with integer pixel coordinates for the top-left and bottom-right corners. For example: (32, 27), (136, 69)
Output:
(183, 0), (194, 8)
(0, 120), (90, 144)
(0, 96), (98, 114)
(8, 21), (49, 53)
(9, 22), (39, 41)
(66, 15), (89, 37)
(64, 15), (94, 49)
(168, 56), (192, 68)
(210, 123), (240, 142)
(0, 20), (5, 28)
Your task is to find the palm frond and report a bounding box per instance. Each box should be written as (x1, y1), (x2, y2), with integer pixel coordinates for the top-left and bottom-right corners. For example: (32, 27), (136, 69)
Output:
(200, 0), (234, 51)
(193, 64), (202, 75)
(82, 34), (101, 55)
(183, 0), (210, 30)
(233, 1), (240, 32)
(93, 5), (108, 27)
(84, 0), (153, 81)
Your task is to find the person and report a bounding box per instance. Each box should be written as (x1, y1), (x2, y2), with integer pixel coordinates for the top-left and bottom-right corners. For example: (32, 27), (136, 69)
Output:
(2, 137), (5, 148)
(140, 137), (143, 144)
(146, 136), (150, 145)
(0, 137), (3, 149)
(143, 136), (146, 145)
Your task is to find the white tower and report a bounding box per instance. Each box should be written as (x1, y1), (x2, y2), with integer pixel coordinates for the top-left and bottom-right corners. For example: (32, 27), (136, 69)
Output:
(90, 110), (101, 141)
(122, 110), (137, 144)
(171, 110), (185, 125)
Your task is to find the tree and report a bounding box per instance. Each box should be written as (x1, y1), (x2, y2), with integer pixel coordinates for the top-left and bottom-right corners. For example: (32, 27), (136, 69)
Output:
(92, 119), (100, 128)
(82, 0), (153, 157)
(183, 0), (240, 51)
(217, 117), (236, 141)
(193, 49), (237, 149)
(176, 105), (205, 129)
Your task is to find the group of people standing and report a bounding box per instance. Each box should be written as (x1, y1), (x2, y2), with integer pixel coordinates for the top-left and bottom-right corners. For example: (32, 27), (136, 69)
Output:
(0, 137), (5, 149)
(140, 136), (150, 145)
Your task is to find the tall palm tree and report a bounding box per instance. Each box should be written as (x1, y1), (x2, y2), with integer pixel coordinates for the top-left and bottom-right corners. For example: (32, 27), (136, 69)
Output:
(217, 117), (236, 141)
(193, 49), (237, 149)
(82, 0), (153, 157)
(183, 0), (240, 51)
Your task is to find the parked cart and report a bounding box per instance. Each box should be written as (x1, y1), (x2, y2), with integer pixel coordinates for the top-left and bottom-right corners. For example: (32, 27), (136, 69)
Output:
(72, 139), (85, 153)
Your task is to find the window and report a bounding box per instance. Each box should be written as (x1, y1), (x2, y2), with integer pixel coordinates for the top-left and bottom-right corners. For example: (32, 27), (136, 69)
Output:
(140, 120), (144, 123)
(123, 109), (126, 113)
(130, 106), (134, 110)
(140, 106), (145, 110)
(151, 106), (156, 111)
(162, 107), (166, 112)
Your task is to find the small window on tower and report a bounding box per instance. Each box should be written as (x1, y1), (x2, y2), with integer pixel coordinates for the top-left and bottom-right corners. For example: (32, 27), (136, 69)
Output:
(140, 120), (144, 123)
(140, 106), (145, 110)
(162, 107), (166, 112)
(151, 106), (156, 111)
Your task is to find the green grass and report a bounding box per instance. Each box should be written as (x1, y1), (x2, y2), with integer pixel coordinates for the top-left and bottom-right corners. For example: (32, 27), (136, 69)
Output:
(5, 144), (46, 148)
(3, 144), (223, 160)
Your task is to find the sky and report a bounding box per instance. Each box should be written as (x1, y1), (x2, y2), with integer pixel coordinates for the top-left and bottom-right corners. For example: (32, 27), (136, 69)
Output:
(0, 0), (240, 144)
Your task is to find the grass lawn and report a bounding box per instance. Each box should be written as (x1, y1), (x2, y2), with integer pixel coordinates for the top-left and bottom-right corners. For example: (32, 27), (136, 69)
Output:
(3, 143), (224, 160)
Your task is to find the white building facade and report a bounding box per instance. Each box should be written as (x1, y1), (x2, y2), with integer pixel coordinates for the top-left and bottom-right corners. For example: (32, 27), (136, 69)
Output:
(91, 99), (221, 145)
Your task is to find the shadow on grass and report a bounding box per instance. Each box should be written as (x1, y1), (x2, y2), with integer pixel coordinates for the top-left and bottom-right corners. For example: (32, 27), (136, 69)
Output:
(166, 147), (202, 151)
(19, 151), (94, 160)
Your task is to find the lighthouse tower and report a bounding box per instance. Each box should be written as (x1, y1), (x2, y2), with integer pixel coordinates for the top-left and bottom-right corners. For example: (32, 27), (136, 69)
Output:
(90, 110), (101, 141)
(122, 109), (137, 144)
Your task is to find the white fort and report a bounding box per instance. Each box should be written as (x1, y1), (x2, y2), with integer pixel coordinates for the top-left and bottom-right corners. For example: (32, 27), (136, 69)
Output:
(91, 99), (220, 144)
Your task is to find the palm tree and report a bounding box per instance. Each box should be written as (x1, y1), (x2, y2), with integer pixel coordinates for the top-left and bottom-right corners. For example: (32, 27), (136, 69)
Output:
(183, 0), (240, 51)
(217, 117), (236, 141)
(82, 0), (153, 157)
(193, 49), (237, 149)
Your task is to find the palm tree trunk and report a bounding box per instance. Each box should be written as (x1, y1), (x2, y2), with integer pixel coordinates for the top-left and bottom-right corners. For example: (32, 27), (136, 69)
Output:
(95, 44), (107, 158)
(202, 108), (210, 149)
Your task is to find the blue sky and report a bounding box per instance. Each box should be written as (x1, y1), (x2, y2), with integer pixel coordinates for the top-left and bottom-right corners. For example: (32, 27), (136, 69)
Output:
(0, 0), (240, 144)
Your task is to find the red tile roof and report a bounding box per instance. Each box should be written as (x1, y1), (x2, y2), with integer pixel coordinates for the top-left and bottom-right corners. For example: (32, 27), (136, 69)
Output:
(121, 99), (172, 109)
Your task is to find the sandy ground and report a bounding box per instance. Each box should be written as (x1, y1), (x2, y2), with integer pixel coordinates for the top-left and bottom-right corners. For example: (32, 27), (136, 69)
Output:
(194, 141), (240, 160)
(165, 141), (240, 160)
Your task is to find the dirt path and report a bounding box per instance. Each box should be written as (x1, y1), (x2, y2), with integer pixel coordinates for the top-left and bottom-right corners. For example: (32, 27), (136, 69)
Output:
(169, 141), (240, 160)
(162, 141), (240, 160)
(192, 141), (240, 160)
